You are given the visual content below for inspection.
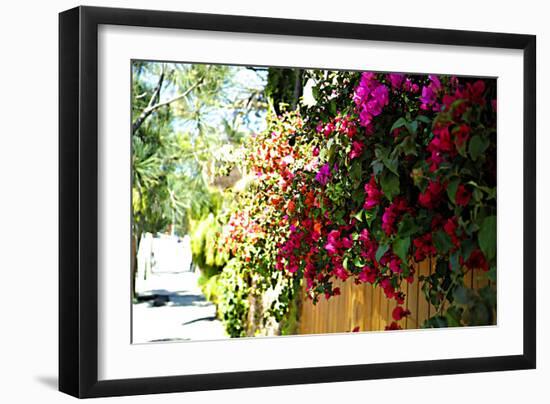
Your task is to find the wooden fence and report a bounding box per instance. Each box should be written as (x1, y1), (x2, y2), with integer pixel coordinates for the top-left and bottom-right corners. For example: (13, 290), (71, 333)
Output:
(298, 259), (492, 334)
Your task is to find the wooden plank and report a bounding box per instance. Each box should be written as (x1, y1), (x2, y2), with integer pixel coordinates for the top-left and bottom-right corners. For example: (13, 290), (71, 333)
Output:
(406, 266), (419, 329)
(417, 259), (431, 328)
(297, 258), (493, 335)
(402, 279), (409, 329)
(365, 283), (373, 331)
(379, 285), (389, 330)
(428, 257), (438, 319)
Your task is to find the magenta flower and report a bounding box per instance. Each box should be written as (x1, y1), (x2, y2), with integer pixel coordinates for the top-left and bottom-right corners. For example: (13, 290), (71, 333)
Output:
(353, 72), (390, 129)
(315, 163), (331, 185)
(363, 175), (383, 209)
(387, 73), (405, 89)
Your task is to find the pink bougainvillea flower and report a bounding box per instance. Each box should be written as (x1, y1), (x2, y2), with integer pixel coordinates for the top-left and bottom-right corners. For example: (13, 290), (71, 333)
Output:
(428, 74), (442, 91)
(349, 140), (364, 160)
(420, 86), (437, 110)
(387, 73), (405, 89)
(333, 265), (349, 281)
(354, 72), (389, 130)
(315, 163), (331, 185)
(420, 75), (443, 111)
(381, 197), (410, 236)
(389, 256), (403, 274)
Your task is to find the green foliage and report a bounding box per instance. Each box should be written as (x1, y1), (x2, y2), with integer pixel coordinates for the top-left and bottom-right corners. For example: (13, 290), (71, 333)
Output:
(478, 215), (497, 261)
(190, 213), (228, 278)
(265, 67), (303, 113)
(217, 259), (250, 337)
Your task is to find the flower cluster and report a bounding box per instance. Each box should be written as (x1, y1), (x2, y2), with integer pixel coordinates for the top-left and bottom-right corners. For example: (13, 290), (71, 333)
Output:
(353, 72), (389, 131)
(223, 70), (496, 332)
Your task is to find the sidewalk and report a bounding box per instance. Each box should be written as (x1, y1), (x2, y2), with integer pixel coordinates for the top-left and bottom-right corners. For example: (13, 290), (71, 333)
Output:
(132, 271), (227, 343)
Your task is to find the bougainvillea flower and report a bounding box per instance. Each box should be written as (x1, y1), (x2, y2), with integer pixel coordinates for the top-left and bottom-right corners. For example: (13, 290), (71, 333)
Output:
(413, 233), (437, 262)
(387, 73), (405, 89)
(385, 322), (402, 330)
(443, 217), (461, 248)
(455, 184), (472, 206)
(354, 72), (389, 129)
(315, 163), (331, 185)
(349, 140), (364, 160)
(363, 175), (383, 209)
(392, 306), (411, 321)
(454, 124), (471, 148)
(418, 180), (445, 209)
(463, 249), (489, 272)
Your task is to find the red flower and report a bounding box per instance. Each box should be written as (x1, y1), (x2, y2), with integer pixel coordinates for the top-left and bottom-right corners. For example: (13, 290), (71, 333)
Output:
(455, 184), (471, 206)
(380, 278), (396, 299)
(385, 321), (402, 331)
(419, 180), (445, 209)
(443, 217), (461, 248)
(363, 175), (383, 209)
(464, 249), (489, 271)
(453, 124), (470, 148)
(392, 306), (411, 321)
(413, 233), (436, 261)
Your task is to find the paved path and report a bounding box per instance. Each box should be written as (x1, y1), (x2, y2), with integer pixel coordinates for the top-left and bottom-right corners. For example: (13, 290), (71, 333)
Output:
(132, 271), (227, 343)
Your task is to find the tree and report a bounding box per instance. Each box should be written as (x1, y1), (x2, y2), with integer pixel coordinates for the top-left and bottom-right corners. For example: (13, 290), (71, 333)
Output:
(131, 61), (267, 298)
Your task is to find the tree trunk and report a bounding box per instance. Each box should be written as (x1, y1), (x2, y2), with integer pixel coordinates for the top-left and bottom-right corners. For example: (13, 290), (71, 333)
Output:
(131, 232), (141, 300)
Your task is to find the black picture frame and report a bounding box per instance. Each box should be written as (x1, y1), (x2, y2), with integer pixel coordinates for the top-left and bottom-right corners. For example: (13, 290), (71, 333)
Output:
(59, 5), (536, 398)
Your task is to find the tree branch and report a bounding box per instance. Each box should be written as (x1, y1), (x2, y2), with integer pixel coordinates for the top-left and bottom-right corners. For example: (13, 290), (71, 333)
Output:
(132, 71), (205, 134)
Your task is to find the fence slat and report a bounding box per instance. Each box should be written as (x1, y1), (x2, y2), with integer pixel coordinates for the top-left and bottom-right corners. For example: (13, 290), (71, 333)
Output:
(298, 259), (495, 335)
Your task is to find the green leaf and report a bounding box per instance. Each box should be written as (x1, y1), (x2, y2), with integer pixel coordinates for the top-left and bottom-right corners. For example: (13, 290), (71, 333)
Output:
(478, 215), (496, 261)
(383, 156), (399, 176)
(380, 171), (400, 201)
(398, 135), (418, 156)
(416, 115), (432, 125)
(329, 100), (337, 115)
(353, 256), (366, 268)
(446, 178), (460, 204)
(372, 161), (384, 176)
(376, 244), (390, 262)
(390, 117), (408, 133)
(469, 135), (490, 161)
(392, 237), (411, 262)
(422, 316), (448, 328)
(450, 251), (460, 272)
(445, 306), (462, 327)
(432, 230), (453, 255)
(352, 210), (363, 222)
(452, 285), (475, 306)
(397, 215), (420, 238)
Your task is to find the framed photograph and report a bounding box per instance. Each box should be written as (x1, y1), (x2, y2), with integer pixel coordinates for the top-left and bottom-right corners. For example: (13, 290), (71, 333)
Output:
(59, 6), (536, 398)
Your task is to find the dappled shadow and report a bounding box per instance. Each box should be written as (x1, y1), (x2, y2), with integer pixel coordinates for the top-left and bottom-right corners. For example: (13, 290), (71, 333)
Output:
(136, 291), (212, 308)
(181, 315), (217, 326)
